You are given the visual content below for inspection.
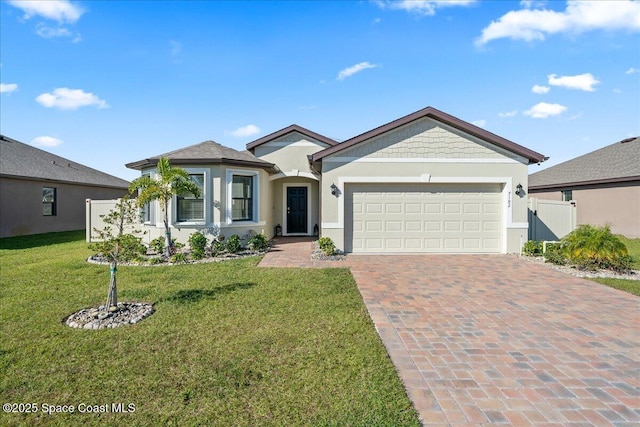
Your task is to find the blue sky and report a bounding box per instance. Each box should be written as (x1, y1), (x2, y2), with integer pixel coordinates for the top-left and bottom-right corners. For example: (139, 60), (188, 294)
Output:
(1, 0), (639, 181)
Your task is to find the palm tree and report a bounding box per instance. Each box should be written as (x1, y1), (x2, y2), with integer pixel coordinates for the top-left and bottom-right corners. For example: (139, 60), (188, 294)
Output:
(129, 157), (201, 258)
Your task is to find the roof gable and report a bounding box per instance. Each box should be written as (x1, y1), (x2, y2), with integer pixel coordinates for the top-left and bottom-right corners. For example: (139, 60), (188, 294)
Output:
(0, 135), (130, 189)
(126, 140), (276, 172)
(246, 125), (337, 152)
(529, 136), (640, 189)
(311, 106), (546, 164)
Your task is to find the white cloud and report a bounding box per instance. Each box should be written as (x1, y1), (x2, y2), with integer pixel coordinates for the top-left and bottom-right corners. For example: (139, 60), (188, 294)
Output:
(531, 84), (550, 94)
(520, 0), (547, 8)
(548, 73), (600, 91)
(226, 124), (260, 138)
(476, 0), (640, 45)
(35, 23), (80, 41)
(32, 136), (63, 147)
(472, 119), (486, 127)
(0, 83), (18, 93)
(613, 88), (622, 93)
(626, 67), (640, 74)
(36, 88), (109, 110)
(376, 0), (477, 16)
(337, 62), (379, 81)
(498, 110), (518, 118)
(7, 0), (83, 23)
(524, 102), (567, 118)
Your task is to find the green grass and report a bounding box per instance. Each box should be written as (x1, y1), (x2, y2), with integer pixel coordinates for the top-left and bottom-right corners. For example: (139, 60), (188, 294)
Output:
(619, 236), (640, 270)
(591, 278), (640, 296)
(1, 231), (419, 427)
(589, 236), (640, 296)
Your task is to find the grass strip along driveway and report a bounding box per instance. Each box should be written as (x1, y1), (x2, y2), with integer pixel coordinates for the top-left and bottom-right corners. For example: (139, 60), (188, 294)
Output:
(0, 231), (419, 426)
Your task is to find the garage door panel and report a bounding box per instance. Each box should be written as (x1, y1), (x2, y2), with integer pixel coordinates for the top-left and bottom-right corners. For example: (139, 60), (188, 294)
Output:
(346, 183), (502, 253)
(386, 221), (403, 232)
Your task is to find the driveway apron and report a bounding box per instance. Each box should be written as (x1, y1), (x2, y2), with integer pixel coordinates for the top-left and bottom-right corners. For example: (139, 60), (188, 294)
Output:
(348, 255), (639, 426)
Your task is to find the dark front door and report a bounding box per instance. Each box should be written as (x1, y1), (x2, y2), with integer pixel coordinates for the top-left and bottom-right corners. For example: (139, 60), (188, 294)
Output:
(287, 187), (307, 234)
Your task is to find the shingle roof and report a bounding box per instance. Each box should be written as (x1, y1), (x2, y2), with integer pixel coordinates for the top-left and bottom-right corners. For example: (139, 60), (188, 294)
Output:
(311, 106), (547, 164)
(529, 137), (640, 190)
(246, 125), (338, 151)
(0, 135), (130, 189)
(125, 140), (277, 172)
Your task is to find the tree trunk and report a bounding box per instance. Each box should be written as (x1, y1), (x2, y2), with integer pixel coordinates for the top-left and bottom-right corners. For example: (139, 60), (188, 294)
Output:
(106, 261), (118, 308)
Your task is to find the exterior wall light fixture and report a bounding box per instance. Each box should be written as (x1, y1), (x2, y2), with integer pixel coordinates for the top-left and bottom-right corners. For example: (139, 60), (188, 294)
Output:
(515, 183), (524, 196)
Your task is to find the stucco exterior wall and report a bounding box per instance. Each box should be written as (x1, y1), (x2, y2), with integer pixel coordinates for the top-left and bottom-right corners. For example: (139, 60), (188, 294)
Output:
(319, 121), (530, 254)
(1, 176), (127, 238)
(530, 182), (640, 238)
(135, 164), (273, 246)
(253, 132), (328, 178)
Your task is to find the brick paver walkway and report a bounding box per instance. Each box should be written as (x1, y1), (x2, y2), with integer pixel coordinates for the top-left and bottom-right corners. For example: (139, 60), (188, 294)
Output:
(260, 243), (640, 426)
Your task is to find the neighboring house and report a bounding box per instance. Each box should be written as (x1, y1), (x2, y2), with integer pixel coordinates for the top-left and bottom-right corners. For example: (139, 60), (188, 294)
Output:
(529, 136), (640, 238)
(124, 106), (546, 253)
(0, 135), (130, 238)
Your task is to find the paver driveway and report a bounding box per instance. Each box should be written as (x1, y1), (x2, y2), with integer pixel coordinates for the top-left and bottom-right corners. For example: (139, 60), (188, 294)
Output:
(259, 241), (640, 425)
(347, 255), (640, 426)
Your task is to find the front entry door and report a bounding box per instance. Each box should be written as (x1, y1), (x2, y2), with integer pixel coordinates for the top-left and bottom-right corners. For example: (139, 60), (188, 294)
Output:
(287, 187), (307, 234)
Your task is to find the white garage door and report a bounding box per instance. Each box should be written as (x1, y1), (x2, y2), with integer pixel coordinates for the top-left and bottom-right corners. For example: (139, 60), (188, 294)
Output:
(345, 183), (503, 253)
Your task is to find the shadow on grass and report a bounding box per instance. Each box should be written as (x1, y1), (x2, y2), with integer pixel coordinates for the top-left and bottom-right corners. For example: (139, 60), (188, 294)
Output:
(0, 230), (85, 250)
(161, 282), (256, 304)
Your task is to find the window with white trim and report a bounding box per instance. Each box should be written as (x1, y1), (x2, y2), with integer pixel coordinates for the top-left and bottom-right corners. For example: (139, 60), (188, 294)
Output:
(231, 175), (254, 221)
(42, 187), (56, 216)
(176, 174), (204, 222)
(562, 190), (572, 202)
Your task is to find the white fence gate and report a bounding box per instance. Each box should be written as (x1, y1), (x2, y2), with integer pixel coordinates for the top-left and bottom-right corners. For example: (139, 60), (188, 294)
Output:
(528, 197), (577, 241)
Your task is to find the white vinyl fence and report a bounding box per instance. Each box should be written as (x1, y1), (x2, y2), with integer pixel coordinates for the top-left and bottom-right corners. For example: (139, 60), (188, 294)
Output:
(528, 197), (577, 241)
(85, 199), (137, 242)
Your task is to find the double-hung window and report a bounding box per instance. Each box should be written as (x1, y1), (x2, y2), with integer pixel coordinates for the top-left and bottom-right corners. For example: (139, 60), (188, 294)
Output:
(562, 190), (572, 201)
(231, 175), (253, 221)
(176, 174), (204, 222)
(42, 187), (56, 216)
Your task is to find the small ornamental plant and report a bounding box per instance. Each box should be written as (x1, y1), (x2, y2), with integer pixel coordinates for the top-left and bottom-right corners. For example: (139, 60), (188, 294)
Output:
(188, 231), (209, 260)
(247, 233), (268, 252)
(226, 235), (242, 254)
(318, 237), (336, 256)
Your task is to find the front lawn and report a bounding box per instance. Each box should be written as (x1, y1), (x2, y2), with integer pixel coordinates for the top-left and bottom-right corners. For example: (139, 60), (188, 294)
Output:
(0, 231), (419, 426)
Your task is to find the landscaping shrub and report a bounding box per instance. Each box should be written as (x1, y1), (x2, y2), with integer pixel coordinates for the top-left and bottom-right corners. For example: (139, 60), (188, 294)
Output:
(318, 237), (336, 256)
(150, 236), (165, 254)
(211, 240), (226, 257)
(226, 235), (242, 254)
(522, 240), (542, 256)
(170, 253), (188, 263)
(562, 224), (631, 272)
(150, 236), (183, 255)
(247, 233), (268, 252)
(543, 243), (566, 265)
(188, 231), (209, 260)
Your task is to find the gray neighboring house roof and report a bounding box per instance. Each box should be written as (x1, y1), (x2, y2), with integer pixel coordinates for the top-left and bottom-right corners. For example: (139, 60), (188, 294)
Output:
(0, 135), (130, 189)
(529, 137), (640, 190)
(126, 140), (278, 173)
